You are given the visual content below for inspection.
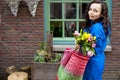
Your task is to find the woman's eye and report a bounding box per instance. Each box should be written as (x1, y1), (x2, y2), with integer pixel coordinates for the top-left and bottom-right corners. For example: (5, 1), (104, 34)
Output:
(94, 9), (98, 12)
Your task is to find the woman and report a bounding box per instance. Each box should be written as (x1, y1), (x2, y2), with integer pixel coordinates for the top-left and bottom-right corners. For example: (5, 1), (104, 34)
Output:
(57, 0), (111, 80)
(83, 0), (111, 80)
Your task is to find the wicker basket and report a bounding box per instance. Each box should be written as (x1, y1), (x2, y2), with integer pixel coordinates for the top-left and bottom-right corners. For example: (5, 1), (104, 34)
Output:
(60, 48), (73, 67)
(65, 52), (89, 76)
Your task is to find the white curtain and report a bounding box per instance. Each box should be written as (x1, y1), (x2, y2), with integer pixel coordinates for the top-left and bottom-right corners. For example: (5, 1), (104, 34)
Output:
(6, 0), (41, 17)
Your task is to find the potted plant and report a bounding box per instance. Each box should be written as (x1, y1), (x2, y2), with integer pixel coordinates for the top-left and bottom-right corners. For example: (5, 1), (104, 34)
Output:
(31, 42), (62, 80)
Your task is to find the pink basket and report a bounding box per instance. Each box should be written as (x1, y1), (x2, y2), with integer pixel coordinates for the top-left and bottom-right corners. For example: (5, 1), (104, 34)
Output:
(60, 48), (73, 67)
(65, 52), (89, 76)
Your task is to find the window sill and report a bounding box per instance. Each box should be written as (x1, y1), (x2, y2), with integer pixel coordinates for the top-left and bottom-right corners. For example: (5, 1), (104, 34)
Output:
(53, 45), (112, 52)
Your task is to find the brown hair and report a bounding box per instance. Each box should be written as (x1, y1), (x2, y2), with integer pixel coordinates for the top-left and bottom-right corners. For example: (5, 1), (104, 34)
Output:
(84, 0), (111, 36)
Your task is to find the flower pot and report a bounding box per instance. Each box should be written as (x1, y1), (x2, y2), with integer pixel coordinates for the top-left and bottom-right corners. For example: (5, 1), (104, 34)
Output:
(31, 62), (59, 80)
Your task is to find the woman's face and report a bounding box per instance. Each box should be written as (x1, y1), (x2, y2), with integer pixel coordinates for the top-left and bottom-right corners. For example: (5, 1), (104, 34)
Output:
(88, 3), (102, 21)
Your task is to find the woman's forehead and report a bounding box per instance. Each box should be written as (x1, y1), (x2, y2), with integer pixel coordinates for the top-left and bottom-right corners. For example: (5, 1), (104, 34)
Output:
(90, 3), (102, 10)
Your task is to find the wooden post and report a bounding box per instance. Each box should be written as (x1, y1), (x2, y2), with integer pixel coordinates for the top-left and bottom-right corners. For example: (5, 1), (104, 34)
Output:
(46, 31), (53, 54)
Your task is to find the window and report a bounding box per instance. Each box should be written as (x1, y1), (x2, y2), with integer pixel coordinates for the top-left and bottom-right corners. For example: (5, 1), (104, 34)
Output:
(45, 0), (112, 51)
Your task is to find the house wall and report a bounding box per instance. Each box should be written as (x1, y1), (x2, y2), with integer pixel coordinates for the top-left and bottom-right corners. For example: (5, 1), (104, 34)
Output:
(0, 0), (120, 80)
(0, 1), (44, 79)
(102, 0), (120, 80)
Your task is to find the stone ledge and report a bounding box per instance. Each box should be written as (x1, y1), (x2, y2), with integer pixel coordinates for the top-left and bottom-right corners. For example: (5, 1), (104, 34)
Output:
(53, 45), (112, 52)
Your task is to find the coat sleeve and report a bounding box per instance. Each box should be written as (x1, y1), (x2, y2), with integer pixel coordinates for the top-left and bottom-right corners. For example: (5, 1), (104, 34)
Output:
(90, 23), (106, 55)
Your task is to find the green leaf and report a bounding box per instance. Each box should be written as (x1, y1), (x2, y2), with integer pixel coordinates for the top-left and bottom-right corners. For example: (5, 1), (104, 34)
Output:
(85, 46), (90, 51)
(81, 46), (86, 56)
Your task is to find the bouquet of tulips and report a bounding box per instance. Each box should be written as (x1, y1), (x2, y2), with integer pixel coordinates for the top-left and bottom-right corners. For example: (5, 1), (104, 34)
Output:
(73, 29), (96, 57)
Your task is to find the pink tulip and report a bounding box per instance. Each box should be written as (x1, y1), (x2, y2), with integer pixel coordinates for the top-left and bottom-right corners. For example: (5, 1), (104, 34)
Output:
(73, 31), (80, 36)
(88, 35), (92, 41)
(87, 51), (94, 57)
(92, 43), (96, 48)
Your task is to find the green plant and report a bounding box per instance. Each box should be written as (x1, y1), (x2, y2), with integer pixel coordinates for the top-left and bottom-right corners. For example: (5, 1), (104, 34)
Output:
(33, 42), (62, 63)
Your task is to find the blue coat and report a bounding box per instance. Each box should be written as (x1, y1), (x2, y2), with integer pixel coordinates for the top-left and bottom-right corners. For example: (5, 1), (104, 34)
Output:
(83, 22), (107, 80)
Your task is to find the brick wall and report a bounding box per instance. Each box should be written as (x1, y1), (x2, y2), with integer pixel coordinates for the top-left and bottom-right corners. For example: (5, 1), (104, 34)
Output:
(0, 1), (44, 79)
(102, 0), (120, 80)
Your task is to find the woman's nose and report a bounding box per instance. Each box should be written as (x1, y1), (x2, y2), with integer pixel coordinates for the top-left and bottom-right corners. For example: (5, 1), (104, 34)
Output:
(89, 11), (93, 15)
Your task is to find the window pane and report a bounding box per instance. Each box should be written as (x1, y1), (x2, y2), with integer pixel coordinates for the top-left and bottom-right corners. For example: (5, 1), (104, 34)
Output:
(50, 3), (62, 19)
(79, 21), (86, 31)
(51, 0), (62, 1)
(65, 21), (76, 37)
(65, 3), (76, 19)
(79, 3), (88, 19)
(50, 21), (62, 37)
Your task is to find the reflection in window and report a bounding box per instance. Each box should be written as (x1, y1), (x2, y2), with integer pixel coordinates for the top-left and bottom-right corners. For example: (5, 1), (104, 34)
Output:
(50, 21), (62, 37)
(79, 3), (88, 19)
(65, 21), (76, 37)
(79, 21), (86, 31)
(50, 3), (62, 19)
(65, 3), (76, 19)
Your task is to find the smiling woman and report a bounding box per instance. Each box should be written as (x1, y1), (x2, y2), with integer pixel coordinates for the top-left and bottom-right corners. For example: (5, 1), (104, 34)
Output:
(88, 3), (102, 21)
(55, 0), (111, 80)
(82, 0), (111, 80)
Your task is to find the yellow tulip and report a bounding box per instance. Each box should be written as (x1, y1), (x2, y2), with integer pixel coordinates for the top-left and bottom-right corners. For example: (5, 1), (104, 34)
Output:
(77, 38), (81, 41)
(82, 32), (90, 40)
(93, 36), (96, 40)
